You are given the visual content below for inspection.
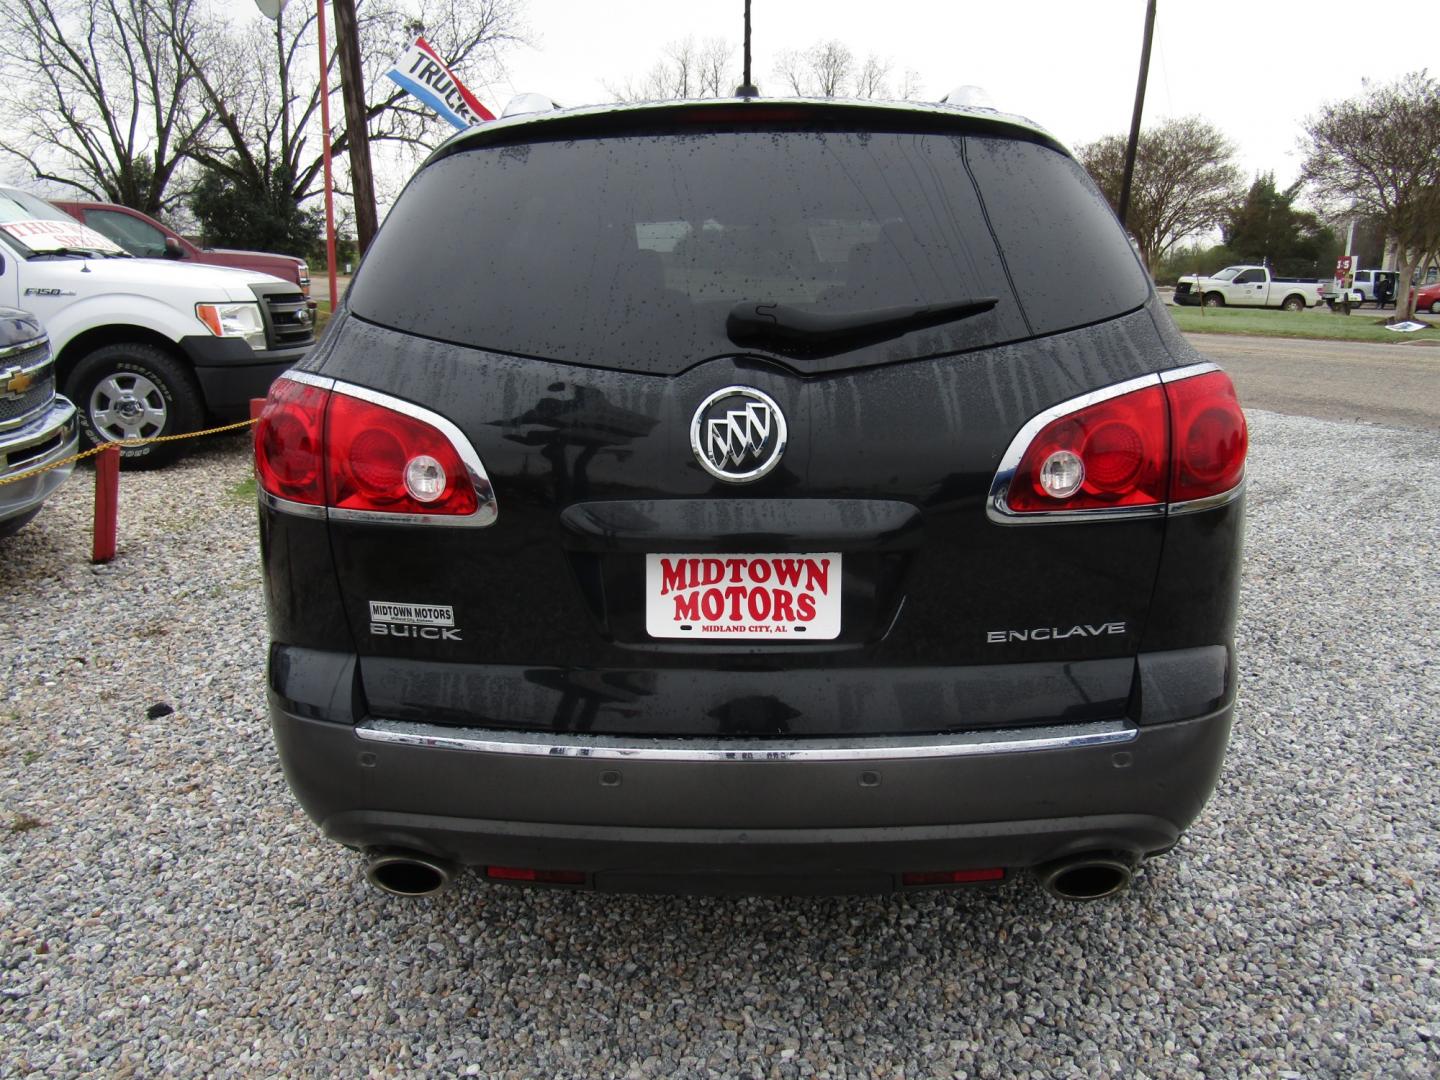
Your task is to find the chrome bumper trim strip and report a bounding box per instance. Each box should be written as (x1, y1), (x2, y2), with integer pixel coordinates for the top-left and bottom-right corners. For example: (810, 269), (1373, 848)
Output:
(354, 718), (1138, 762)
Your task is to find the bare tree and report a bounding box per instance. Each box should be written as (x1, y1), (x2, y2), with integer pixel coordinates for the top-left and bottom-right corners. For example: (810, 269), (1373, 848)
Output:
(181, 0), (524, 236)
(607, 36), (734, 101)
(1078, 117), (1243, 270)
(773, 41), (913, 99)
(1301, 71), (1440, 318)
(0, 0), (210, 212)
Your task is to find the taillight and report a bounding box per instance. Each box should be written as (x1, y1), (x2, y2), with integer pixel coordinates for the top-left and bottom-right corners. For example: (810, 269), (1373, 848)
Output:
(255, 378), (327, 505)
(326, 393), (477, 517)
(991, 364), (1246, 521)
(254, 374), (496, 525)
(1005, 385), (1169, 513)
(1165, 370), (1247, 503)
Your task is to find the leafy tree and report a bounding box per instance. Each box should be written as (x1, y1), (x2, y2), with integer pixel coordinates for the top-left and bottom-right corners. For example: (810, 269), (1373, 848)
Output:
(0, 0), (209, 213)
(189, 162), (322, 258)
(1301, 70), (1440, 318)
(1223, 173), (1339, 278)
(1077, 117), (1243, 270)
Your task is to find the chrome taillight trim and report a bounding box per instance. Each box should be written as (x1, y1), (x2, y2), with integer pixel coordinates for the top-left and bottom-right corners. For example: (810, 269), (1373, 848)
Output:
(1169, 477), (1246, 516)
(258, 370), (499, 527)
(987, 362), (1233, 526)
(355, 718), (1137, 762)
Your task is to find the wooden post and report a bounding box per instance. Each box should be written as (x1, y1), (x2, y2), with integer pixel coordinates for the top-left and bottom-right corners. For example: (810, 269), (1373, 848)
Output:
(332, 0), (378, 255)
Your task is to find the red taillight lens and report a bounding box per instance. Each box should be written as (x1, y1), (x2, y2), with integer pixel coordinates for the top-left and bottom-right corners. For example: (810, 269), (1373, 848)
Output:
(326, 393), (478, 517)
(901, 868), (1006, 886)
(1006, 385), (1170, 512)
(485, 866), (587, 885)
(254, 377), (487, 520)
(999, 368), (1247, 517)
(1164, 371), (1247, 503)
(255, 379), (328, 505)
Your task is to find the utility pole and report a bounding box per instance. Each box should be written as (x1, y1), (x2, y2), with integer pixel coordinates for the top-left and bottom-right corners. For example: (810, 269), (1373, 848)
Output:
(331, 0), (378, 255)
(1117, 0), (1157, 229)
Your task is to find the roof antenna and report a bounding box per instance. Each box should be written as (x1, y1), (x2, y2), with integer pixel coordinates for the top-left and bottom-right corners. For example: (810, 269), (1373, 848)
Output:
(734, 0), (758, 97)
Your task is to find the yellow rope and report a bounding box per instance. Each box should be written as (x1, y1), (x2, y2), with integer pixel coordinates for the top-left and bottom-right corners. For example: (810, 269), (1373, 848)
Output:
(0, 417), (258, 488)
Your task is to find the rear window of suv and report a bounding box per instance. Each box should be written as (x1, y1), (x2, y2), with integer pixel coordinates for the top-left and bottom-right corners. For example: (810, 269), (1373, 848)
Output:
(349, 122), (1150, 374)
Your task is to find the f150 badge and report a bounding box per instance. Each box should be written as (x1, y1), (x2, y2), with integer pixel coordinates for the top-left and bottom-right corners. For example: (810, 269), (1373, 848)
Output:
(369, 600), (462, 641)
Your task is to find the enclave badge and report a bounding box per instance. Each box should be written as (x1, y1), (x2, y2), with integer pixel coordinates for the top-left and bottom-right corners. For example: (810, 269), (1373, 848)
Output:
(690, 386), (787, 483)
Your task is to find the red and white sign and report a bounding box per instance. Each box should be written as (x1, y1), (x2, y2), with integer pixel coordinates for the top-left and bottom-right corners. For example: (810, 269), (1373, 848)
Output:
(384, 37), (493, 131)
(1, 218), (123, 255)
(645, 553), (842, 640)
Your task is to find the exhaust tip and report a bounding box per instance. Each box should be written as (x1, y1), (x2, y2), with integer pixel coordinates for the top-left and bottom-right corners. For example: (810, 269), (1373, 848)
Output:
(1036, 853), (1135, 902)
(364, 849), (455, 897)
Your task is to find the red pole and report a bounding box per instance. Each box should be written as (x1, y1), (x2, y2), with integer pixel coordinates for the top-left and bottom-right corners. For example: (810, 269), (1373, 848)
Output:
(92, 445), (119, 564)
(317, 0), (339, 310)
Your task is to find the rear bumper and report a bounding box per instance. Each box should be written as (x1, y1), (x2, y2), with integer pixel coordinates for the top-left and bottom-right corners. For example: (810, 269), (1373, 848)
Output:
(269, 686), (1233, 893)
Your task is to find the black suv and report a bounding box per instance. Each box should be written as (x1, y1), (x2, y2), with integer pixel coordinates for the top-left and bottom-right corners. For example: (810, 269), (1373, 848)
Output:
(256, 97), (1246, 901)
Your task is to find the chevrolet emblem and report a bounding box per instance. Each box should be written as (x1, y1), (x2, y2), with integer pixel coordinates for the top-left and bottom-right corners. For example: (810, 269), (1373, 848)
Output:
(1, 367), (35, 397)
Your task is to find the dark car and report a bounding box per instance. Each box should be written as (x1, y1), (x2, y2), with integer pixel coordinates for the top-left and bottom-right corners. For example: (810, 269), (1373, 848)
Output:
(255, 97), (1247, 901)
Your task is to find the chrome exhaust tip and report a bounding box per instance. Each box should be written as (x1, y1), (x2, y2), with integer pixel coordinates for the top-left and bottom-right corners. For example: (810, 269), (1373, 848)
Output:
(1035, 853), (1136, 902)
(364, 849), (455, 897)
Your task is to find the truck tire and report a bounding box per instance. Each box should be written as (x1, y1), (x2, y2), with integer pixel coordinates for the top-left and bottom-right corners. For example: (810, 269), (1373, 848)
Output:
(65, 343), (203, 469)
(1281, 295), (1306, 312)
(1203, 292), (1225, 308)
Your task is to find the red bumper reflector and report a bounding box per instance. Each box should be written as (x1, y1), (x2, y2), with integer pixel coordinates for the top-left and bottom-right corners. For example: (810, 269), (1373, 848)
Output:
(901, 868), (1005, 886)
(485, 866), (587, 885)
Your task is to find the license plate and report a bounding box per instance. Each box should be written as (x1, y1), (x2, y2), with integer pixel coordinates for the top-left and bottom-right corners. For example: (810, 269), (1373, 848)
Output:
(645, 553), (842, 640)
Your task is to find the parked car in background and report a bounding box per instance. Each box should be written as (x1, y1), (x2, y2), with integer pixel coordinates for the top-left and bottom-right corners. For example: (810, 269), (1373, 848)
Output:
(257, 95), (1248, 902)
(1341, 268), (1397, 307)
(1174, 265), (1325, 310)
(0, 187), (314, 467)
(0, 308), (76, 536)
(51, 200), (311, 302)
(1415, 282), (1440, 315)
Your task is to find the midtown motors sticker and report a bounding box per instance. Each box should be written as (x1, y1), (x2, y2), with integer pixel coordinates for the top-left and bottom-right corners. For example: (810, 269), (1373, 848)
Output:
(644, 553), (842, 640)
(369, 600), (461, 641)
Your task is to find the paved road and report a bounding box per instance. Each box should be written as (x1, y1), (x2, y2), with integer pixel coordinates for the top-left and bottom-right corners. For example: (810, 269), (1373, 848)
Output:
(1185, 333), (1440, 430)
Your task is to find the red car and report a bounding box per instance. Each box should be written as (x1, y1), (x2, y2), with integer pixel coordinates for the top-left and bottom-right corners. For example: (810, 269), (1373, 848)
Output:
(1414, 282), (1440, 315)
(51, 200), (310, 301)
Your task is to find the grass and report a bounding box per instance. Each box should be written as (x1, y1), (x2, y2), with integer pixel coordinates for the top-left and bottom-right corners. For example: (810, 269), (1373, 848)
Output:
(314, 300), (332, 336)
(229, 475), (257, 504)
(1166, 303), (1438, 344)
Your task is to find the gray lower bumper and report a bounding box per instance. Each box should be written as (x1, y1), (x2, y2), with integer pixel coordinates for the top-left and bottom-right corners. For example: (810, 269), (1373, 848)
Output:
(270, 698), (1232, 892)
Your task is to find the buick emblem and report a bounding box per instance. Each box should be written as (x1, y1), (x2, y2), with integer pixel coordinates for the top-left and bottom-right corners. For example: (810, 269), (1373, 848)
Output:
(690, 386), (787, 483)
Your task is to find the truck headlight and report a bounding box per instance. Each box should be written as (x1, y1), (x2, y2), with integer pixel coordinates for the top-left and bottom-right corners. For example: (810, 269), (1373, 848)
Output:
(196, 302), (266, 350)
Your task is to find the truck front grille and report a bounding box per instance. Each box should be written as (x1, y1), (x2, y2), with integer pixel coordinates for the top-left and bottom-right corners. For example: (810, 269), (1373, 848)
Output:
(0, 341), (55, 431)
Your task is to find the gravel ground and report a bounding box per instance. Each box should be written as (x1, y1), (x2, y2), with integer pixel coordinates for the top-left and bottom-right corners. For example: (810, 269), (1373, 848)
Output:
(1, 412), (1437, 1079)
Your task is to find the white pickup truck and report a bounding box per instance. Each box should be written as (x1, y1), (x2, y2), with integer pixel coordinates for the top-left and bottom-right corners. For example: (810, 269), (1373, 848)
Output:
(1173, 266), (1325, 311)
(0, 187), (314, 466)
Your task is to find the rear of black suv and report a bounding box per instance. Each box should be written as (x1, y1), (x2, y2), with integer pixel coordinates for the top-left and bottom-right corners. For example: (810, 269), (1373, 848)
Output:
(256, 99), (1246, 900)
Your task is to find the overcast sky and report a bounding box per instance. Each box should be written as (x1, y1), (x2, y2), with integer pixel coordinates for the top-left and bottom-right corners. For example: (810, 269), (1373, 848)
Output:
(473, 0), (1434, 195)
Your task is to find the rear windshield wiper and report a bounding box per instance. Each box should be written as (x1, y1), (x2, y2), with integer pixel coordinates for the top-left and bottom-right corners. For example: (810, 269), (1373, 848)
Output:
(726, 297), (998, 356)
